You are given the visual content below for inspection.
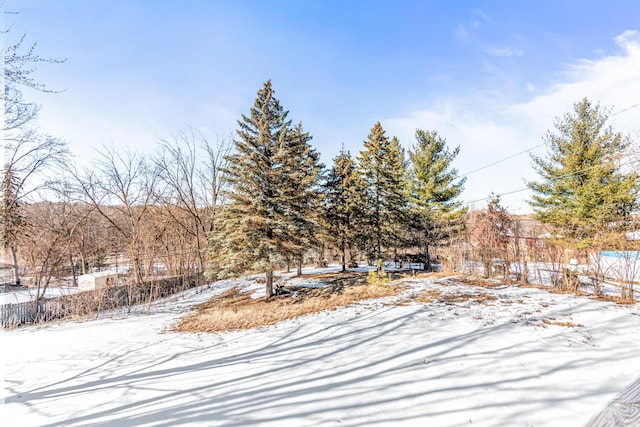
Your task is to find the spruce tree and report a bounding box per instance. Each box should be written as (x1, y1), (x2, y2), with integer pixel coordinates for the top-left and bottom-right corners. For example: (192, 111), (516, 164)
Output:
(407, 129), (466, 270)
(357, 122), (407, 264)
(527, 98), (639, 244)
(1, 167), (25, 282)
(209, 81), (321, 298)
(323, 148), (365, 271)
(274, 122), (323, 275)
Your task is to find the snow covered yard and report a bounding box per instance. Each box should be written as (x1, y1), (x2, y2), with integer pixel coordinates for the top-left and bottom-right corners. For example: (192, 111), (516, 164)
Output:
(3, 273), (640, 426)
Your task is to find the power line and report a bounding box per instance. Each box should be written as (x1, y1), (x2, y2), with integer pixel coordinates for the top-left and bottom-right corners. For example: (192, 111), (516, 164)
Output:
(463, 187), (529, 206)
(610, 102), (640, 117)
(463, 157), (640, 207)
(460, 143), (545, 177)
(459, 101), (640, 178)
(459, 101), (640, 207)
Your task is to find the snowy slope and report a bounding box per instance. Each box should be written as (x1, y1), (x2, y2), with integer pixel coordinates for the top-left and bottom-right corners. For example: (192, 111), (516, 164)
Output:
(3, 273), (640, 426)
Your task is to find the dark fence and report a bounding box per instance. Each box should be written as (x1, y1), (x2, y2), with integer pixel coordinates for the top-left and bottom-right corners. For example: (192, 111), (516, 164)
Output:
(1, 273), (205, 328)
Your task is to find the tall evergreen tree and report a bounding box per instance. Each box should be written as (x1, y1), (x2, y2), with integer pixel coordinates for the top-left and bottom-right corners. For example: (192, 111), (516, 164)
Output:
(407, 129), (466, 270)
(209, 81), (321, 298)
(527, 98), (639, 244)
(358, 122), (407, 263)
(323, 148), (365, 271)
(1, 167), (25, 281)
(275, 122), (324, 275)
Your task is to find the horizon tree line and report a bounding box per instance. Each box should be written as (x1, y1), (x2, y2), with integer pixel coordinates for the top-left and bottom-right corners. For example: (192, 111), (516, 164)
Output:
(2, 18), (638, 301)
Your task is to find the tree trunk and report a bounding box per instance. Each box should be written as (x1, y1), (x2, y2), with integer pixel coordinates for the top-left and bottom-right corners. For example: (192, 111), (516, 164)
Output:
(69, 253), (77, 286)
(265, 270), (273, 300)
(10, 244), (20, 285)
(521, 259), (529, 285)
(81, 251), (87, 275)
(341, 240), (346, 272)
(296, 254), (302, 277)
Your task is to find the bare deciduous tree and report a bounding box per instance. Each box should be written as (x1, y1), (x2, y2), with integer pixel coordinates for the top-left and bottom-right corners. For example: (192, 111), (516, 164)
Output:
(15, 202), (80, 310)
(2, 15), (67, 284)
(154, 128), (230, 272)
(473, 195), (514, 280)
(69, 147), (156, 287)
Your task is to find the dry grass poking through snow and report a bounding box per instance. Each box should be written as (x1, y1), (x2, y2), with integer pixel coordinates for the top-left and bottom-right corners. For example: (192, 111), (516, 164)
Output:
(543, 318), (583, 328)
(173, 272), (400, 333)
(404, 275), (503, 306)
(411, 288), (497, 306)
(174, 271), (614, 334)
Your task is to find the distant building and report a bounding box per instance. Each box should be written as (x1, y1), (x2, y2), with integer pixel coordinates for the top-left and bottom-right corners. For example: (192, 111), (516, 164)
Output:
(467, 213), (550, 262)
(77, 271), (121, 291)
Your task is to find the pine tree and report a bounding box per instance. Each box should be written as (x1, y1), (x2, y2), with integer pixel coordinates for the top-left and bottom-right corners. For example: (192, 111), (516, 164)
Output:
(1, 166), (25, 283)
(323, 148), (365, 271)
(274, 122), (324, 275)
(407, 129), (466, 270)
(527, 98), (639, 244)
(209, 81), (321, 298)
(357, 122), (407, 264)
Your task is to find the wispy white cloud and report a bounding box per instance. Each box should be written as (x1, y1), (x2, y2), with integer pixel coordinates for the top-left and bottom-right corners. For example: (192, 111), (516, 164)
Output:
(486, 46), (524, 57)
(453, 23), (468, 41)
(470, 9), (492, 27)
(454, 9), (492, 41)
(386, 30), (640, 213)
(509, 29), (640, 133)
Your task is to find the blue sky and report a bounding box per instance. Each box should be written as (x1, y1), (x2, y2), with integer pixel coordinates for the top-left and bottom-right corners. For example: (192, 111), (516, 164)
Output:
(4, 1), (640, 212)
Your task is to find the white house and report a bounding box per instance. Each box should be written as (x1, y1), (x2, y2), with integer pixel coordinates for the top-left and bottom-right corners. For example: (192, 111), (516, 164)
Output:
(77, 271), (120, 291)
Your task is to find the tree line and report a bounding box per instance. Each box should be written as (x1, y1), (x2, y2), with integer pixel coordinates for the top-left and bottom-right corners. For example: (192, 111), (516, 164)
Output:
(2, 27), (639, 301)
(208, 81), (467, 297)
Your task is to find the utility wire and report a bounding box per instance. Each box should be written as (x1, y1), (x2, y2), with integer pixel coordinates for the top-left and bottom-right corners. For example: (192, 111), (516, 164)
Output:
(463, 157), (640, 207)
(459, 101), (640, 178)
(459, 101), (640, 206)
(460, 143), (545, 177)
(463, 187), (530, 206)
(610, 102), (640, 117)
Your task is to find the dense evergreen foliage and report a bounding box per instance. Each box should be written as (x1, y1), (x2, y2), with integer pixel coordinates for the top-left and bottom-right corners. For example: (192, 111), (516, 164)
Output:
(209, 81), (322, 297)
(407, 129), (466, 270)
(275, 122), (324, 274)
(527, 98), (639, 244)
(357, 122), (408, 263)
(322, 148), (365, 271)
(1, 168), (24, 254)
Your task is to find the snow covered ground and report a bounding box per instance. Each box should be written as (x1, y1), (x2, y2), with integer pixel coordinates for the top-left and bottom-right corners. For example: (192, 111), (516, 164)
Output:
(0, 286), (79, 304)
(2, 268), (640, 426)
